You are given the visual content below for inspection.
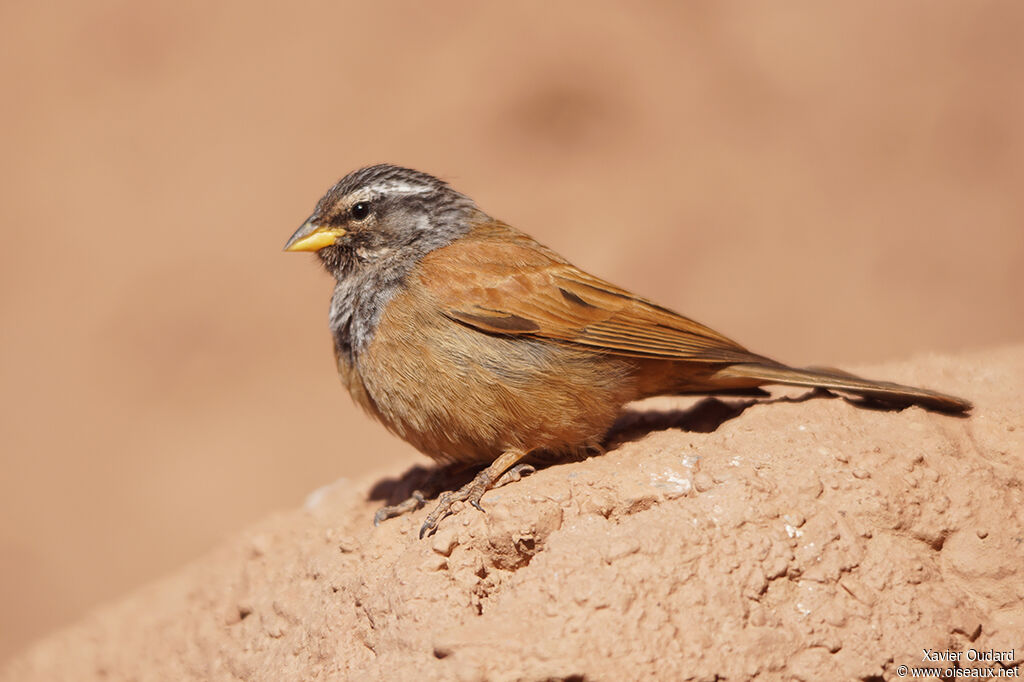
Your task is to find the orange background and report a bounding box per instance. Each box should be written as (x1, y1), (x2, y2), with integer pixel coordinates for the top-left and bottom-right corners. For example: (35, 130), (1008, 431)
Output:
(1, 0), (1022, 659)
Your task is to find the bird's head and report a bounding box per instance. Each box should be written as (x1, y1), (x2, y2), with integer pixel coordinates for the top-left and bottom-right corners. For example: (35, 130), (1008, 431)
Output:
(284, 164), (480, 278)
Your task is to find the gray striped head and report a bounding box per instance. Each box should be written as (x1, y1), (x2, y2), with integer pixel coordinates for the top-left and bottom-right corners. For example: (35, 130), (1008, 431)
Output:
(284, 164), (481, 277)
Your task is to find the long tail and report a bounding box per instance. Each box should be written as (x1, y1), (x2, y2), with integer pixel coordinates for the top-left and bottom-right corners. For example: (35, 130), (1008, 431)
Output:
(714, 362), (972, 413)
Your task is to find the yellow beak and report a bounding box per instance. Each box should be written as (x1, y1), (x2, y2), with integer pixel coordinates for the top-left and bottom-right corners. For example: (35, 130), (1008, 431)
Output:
(283, 221), (347, 252)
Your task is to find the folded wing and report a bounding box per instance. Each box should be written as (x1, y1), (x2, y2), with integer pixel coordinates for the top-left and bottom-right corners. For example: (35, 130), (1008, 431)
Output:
(417, 221), (770, 365)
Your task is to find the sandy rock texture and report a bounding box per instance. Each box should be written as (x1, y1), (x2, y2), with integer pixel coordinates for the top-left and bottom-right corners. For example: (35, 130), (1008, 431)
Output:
(5, 347), (1023, 681)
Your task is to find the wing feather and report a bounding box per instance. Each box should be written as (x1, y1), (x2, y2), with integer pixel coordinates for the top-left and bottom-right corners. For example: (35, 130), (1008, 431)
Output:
(416, 221), (766, 364)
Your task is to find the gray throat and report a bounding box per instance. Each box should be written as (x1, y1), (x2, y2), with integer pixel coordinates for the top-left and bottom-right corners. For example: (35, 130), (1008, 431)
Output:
(328, 267), (400, 366)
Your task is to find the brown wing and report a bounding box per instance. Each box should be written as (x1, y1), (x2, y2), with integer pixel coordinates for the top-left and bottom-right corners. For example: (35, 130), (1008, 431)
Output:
(415, 220), (768, 365)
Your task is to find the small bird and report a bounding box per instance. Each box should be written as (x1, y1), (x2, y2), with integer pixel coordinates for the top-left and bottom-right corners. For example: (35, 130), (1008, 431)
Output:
(285, 164), (971, 537)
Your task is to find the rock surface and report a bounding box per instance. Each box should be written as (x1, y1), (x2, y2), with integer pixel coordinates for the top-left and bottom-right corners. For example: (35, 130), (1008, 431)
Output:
(4, 347), (1023, 681)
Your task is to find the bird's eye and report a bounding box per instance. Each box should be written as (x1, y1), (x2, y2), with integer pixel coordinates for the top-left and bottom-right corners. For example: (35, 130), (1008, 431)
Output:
(351, 202), (371, 221)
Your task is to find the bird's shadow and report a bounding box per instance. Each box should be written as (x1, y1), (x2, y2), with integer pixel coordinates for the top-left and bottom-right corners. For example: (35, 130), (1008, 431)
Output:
(367, 387), (860, 506)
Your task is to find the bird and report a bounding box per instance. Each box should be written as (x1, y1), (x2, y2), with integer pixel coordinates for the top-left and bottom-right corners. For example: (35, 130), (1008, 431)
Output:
(284, 164), (971, 538)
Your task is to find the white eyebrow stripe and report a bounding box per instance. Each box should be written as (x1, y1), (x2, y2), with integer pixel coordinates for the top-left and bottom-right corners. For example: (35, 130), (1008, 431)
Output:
(366, 180), (434, 195)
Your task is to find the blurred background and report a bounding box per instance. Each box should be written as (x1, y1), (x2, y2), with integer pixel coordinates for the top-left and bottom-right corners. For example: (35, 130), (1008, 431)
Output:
(1, 0), (1022, 660)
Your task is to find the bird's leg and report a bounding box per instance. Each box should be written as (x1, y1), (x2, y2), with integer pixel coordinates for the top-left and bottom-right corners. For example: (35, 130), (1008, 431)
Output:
(419, 449), (529, 538)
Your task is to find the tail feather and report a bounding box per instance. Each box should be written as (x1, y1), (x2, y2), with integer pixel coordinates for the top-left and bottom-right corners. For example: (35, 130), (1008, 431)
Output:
(715, 362), (972, 414)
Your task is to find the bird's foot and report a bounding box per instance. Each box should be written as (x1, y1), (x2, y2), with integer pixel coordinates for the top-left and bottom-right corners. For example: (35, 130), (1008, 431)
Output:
(373, 490), (426, 526)
(419, 450), (530, 538)
(419, 473), (490, 539)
